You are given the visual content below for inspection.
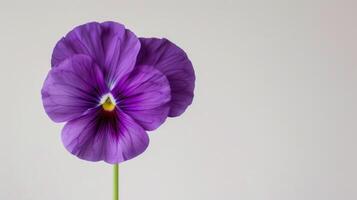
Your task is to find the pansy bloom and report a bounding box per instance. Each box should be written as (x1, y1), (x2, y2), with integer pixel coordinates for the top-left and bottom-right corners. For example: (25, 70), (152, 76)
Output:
(41, 21), (195, 164)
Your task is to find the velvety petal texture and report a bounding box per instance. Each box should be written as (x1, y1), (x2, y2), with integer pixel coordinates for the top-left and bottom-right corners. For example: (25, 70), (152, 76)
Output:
(51, 22), (140, 87)
(62, 108), (149, 163)
(42, 21), (195, 164)
(112, 65), (171, 131)
(42, 55), (107, 122)
(137, 38), (195, 117)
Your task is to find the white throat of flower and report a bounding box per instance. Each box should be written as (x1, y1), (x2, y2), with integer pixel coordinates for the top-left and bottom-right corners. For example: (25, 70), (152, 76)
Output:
(100, 93), (116, 112)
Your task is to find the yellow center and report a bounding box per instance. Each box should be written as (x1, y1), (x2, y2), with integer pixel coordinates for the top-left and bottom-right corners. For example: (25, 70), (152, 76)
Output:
(102, 97), (116, 111)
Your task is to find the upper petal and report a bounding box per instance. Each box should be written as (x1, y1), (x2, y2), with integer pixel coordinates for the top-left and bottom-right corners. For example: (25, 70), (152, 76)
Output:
(112, 65), (171, 131)
(61, 108), (149, 164)
(136, 38), (195, 117)
(51, 21), (140, 87)
(51, 22), (105, 67)
(101, 22), (141, 88)
(41, 55), (108, 122)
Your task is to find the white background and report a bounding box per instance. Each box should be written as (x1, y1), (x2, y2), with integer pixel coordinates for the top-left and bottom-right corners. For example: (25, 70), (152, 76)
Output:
(0, 0), (356, 200)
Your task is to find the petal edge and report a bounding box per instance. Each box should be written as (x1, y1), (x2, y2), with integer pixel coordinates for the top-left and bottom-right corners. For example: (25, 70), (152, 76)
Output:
(137, 38), (195, 117)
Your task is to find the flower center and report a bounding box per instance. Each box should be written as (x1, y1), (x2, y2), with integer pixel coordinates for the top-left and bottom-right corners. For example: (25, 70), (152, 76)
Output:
(101, 95), (116, 112)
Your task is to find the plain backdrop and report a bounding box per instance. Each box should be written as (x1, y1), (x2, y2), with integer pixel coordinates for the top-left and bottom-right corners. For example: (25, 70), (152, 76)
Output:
(0, 0), (357, 200)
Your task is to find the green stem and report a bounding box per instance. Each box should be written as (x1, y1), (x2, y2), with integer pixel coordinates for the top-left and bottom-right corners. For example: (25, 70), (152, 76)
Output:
(113, 164), (119, 200)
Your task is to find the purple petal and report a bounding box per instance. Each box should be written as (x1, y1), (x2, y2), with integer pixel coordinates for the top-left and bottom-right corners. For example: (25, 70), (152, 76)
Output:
(51, 21), (140, 87)
(61, 108), (149, 164)
(136, 38), (195, 117)
(41, 55), (108, 122)
(112, 65), (171, 131)
(51, 22), (105, 67)
(101, 22), (141, 87)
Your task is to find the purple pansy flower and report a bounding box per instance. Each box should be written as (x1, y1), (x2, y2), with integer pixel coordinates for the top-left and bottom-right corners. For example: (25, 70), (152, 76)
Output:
(41, 21), (195, 164)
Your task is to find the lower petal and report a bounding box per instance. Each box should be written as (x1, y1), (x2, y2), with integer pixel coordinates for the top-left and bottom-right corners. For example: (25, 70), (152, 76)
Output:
(61, 108), (149, 163)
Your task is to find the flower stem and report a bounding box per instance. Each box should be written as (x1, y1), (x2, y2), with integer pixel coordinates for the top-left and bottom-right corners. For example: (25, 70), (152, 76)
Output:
(113, 164), (119, 200)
